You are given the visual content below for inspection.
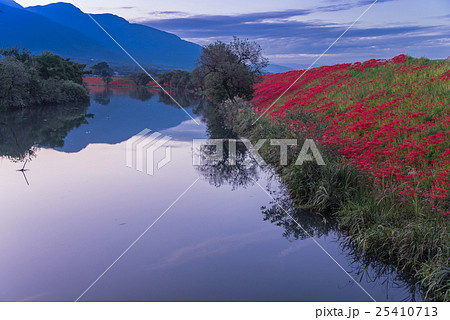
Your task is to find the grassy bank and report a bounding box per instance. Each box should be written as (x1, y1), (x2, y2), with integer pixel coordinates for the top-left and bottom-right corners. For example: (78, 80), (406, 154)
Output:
(217, 55), (449, 301)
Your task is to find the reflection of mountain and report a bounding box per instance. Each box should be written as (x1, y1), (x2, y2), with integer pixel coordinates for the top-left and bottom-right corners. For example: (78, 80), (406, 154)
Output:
(0, 1), (201, 69)
(56, 88), (201, 153)
(0, 102), (90, 161)
(0, 88), (204, 159)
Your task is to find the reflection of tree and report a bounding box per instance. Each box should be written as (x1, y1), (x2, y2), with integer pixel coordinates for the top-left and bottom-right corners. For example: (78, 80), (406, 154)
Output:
(92, 87), (112, 105)
(0, 102), (90, 161)
(128, 88), (155, 102)
(199, 99), (236, 139)
(194, 100), (260, 190)
(195, 140), (260, 190)
(262, 184), (425, 301)
(156, 91), (205, 114)
(261, 185), (337, 240)
(341, 240), (425, 301)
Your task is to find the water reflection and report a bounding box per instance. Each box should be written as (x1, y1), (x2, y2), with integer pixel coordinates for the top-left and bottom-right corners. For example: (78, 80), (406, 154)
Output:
(90, 86), (205, 111)
(92, 87), (112, 105)
(0, 87), (203, 158)
(0, 102), (90, 161)
(341, 240), (425, 302)
(0, 87), (426, 301)
(194, 102), (425, 302)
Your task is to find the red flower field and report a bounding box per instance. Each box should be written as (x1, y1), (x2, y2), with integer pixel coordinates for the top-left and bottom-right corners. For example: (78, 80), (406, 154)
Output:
(252, 55), (450, 215)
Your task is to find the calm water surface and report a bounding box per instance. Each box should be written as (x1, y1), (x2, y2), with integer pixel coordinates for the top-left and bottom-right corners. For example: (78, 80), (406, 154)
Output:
(0, 88), (423, 301)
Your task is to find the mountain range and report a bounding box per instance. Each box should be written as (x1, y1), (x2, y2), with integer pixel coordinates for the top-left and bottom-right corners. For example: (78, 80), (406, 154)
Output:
(0, 0), (201, 69)
(0, 0), (291, 73)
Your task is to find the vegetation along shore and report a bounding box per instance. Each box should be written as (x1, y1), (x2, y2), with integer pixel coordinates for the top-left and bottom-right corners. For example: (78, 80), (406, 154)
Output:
(215, 55), (449, 301)
(0, 48), (90, 110)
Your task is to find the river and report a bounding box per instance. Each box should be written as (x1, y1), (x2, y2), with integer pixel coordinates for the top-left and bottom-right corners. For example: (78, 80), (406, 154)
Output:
(0, 87), (423, 301)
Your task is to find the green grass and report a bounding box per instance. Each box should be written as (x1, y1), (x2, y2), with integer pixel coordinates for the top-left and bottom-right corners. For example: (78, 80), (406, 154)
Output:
(218, 97), (449, 301)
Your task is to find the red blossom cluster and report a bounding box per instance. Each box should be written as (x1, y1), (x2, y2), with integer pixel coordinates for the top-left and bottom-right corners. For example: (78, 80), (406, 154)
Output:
(252, 55), (450, 215)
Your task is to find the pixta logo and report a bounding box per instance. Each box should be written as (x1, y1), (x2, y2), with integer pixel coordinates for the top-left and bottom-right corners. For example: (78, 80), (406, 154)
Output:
(126, 129), (172, 175)
(192, 138), (325, 166)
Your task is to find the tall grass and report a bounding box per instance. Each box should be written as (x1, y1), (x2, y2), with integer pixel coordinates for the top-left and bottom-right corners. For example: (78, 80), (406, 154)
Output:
(218, 96), (449, 301)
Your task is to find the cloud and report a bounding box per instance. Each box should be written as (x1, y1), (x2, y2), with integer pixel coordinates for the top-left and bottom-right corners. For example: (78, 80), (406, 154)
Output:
(142, 11), (430, 41)
(316, 0), (398, 13)
(143, 229), (273, 271)
(138, 0), (448, 66)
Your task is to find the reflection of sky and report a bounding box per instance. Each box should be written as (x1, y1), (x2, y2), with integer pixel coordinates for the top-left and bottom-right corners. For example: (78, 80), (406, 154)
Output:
(160, 119), (207, 141)
(58, 93), (198, 152)
(15, 0), (450, 67)
(0, 93), (422, 302)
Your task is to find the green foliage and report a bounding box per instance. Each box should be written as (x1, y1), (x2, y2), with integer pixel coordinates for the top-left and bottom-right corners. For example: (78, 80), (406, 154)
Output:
(39, 79), (89, 104)
(158, 69), (193, 90)
(217, 98), (449, 301)
(193, 37), (268, 102)
(0, 57), (34, 108)
(129, 72), (152, 86)
(0, 47), (32, 64)
(0, 48), (89, 110)
(91, 61), (113, 85)
(34, 51), (88, 84)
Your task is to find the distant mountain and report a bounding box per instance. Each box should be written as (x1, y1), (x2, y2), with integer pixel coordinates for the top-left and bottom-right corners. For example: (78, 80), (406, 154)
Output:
(58, 92), (200, 153)
(0, 0), (22, 9)
(264, 64), (293, 74)
(0, 1), (201, 69)
(0, 2), (123, 63)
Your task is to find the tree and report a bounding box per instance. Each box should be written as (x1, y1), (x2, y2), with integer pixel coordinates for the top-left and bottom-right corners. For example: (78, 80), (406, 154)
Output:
(91, 62), (113, 85)
(0, 49), (89, 109)
(0, 47), (32, 64)
(0, 57), (33, 109)
(192, 37), (268, 102)
(157, 70), (192, 90)
(34, 51), (87, 84)
(129, 72), (151, 86)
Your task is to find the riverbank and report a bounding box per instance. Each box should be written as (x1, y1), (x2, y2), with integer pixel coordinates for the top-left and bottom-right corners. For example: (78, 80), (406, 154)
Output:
(83, 77), (204, 95)
(217, 55), (449, 301)
(83, 77), (157, 88)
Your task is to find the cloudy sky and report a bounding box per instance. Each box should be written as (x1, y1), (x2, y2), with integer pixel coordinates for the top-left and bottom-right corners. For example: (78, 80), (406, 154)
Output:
(15, 0), (450, 67)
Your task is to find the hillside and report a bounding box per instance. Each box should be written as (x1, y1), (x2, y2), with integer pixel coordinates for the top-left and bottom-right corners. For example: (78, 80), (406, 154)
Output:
(253, 55), (450, 216)
(220, 55), (449, 300)
(0, 1), (201, 69)
(0, 2), (122, 63)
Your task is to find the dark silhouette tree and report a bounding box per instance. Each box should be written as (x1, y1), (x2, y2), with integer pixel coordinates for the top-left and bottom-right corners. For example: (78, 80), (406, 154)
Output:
(34, 51), (87, 84)
(157, 70), (192, 90)
(0, 47), (32, 64)
(129, 72), (151, 86)
(192, 37), (268, 102)
(0, 48), (89, 109)
(91, 61), (113, 85)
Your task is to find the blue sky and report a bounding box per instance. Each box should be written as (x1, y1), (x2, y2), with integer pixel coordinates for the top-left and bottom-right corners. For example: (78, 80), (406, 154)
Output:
(16, 0), (450, 67)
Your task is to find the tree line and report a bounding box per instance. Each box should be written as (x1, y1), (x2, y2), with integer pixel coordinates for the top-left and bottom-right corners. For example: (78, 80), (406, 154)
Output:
(0, 47), (90, 110)
(157, 37), (268, 103)
(91, 37), (269, 104)
(0, 37), (267, 109)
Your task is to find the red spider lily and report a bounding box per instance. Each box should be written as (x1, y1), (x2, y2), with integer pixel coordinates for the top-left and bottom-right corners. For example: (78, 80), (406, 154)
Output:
(252, 55), (450, 215)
